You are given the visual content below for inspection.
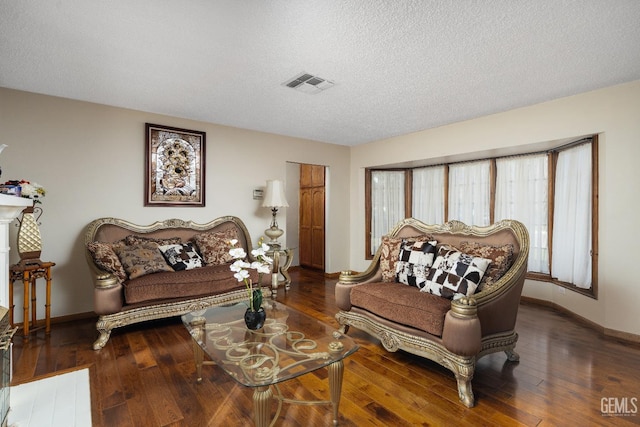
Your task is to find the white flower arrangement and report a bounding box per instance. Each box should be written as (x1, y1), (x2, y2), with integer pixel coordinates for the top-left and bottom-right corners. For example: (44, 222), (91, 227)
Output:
(229, 237), (273, 311)
(19, 181), (46, 203)
(20, 181), (46, 200)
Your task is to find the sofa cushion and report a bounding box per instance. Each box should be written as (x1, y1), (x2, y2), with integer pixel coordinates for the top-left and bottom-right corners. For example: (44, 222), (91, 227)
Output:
(193, 228), (239, 265)
(114, 242), (174, 280)
(158, 243), (203, 271)
(86, 240), (128, 283)
(379, 234), (434, 282)
(422, 246), (491, 299)
(123, 264), (252, 304)
(395, 239), (438, 287)
(458, 241), (514, 291)
(350, 282), (451, 336)
(125, 235), (182, 246)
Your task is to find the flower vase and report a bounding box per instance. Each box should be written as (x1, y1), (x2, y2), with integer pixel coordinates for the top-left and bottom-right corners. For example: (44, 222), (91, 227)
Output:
(244, 307), (266, 330)
(16, 204), (43, 267)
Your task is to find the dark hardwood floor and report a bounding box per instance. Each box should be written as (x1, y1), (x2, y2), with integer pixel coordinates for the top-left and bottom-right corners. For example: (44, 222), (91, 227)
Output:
(11, 268), (640, 426)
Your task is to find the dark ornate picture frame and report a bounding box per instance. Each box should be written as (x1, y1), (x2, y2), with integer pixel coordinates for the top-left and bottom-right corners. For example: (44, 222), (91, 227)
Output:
(145, 123), (206, 207)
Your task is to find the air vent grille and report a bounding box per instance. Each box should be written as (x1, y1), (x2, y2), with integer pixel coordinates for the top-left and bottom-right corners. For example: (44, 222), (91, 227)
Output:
(286, 73), (314, 88)
(282, 72), (335, 94)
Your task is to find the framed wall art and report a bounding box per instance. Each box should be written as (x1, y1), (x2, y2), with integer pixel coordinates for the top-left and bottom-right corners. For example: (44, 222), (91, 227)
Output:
(145, 123), (206, 207)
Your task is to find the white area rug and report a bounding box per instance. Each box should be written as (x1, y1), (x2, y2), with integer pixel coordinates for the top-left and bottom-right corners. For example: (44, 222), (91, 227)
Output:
(8, 368), (92, 427)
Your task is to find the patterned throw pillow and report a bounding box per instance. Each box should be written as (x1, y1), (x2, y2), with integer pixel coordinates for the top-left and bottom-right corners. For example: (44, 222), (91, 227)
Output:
(158, 243), (203, 271)
(124, 235), (182, 246)
(395, 239), (438, 288)
(422, 246), (491, 299)
(379, 234), (434, 282)
(379, 236), (403, 282)
(458, 241), (515, 291)
(193, 228), (239, 265)
(86, 240), (128, 283)
(114, 242), (174, 280)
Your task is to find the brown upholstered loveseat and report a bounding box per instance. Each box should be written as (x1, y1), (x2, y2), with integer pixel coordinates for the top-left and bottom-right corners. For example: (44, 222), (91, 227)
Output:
(85, 216), (269, 350)
(335, 219), (529, 407)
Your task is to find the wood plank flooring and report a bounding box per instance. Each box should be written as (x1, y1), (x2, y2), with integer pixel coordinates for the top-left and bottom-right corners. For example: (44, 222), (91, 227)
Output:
(10, 268), (640, 426)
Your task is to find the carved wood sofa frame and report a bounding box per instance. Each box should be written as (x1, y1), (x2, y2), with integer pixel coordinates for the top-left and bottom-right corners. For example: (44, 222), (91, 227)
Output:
(84, 216), (271, 350)
(335, 219), (529, 407)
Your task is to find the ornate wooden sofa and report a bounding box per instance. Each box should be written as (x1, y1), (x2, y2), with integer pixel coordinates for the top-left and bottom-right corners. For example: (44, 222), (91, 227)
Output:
(85, 216), (269, 350)
(335, 219), (529, 407)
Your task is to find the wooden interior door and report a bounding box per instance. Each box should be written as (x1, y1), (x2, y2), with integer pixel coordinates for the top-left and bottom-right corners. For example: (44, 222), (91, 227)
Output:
(299, 164), (325, 271)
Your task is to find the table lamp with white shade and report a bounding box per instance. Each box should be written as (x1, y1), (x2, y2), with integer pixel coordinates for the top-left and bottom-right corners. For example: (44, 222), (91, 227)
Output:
(262, 179), (289, 248)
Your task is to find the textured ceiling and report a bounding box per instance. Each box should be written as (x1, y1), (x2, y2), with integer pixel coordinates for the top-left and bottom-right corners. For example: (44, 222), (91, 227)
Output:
(2, 1), (640, 146)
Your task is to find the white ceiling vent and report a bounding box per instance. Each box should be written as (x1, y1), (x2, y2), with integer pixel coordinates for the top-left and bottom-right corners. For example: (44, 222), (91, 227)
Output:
(282, 72), (335, 94)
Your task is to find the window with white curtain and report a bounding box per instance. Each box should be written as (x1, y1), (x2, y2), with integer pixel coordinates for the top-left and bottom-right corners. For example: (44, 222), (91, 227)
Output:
(448, 161), (490, 226)
(412, 166), (445, 224)
(495, 154), (549, 273)
(370, 170), (405, 255)
(551, 143), (592, 288)
(365, 136), (597, 296)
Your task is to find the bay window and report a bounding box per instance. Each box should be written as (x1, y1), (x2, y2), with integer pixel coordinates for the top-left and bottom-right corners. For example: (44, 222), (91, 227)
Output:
(365, 136), (598, 297)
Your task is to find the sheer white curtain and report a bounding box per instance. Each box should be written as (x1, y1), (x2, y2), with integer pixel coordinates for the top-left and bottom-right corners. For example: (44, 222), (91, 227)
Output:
(412, 166), (445, 224)
(448, 161), (490, 226)
(495, 154), (549, 273)
(551, 144), (592, 288)
(371, 170), (405, 255)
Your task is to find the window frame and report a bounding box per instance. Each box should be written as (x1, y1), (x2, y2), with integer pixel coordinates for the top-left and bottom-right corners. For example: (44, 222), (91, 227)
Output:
(365, 135), (599, 298)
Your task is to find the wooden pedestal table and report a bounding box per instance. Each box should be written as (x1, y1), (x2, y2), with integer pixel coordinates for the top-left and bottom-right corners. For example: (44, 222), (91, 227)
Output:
(9, 261), (55, 336)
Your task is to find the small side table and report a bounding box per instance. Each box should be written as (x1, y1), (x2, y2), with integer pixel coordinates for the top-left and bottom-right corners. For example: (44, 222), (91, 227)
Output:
(9, 261), (55, 336)
(267, 247), (293, 295)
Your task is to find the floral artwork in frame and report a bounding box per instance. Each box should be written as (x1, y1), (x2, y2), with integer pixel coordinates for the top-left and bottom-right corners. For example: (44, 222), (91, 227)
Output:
(145, 123), (206, 207)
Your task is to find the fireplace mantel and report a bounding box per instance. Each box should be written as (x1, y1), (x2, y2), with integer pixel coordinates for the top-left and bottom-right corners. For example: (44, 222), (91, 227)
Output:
(0, 194), (33, 308)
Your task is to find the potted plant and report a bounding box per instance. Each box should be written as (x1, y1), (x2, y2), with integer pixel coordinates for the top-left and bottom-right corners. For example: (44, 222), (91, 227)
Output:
(229, 237), (273, 329)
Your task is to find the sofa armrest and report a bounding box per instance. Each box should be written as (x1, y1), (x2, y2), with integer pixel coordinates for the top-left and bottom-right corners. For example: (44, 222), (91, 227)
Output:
(93, 272), (120, 288)
(338, 265), (381, 284)
(85, 248), (124, 314)
(442, 297), (482, 357)
(335, 269), (383, 311)
(88, 263), (124, 315)
(94, 281), (124, 315)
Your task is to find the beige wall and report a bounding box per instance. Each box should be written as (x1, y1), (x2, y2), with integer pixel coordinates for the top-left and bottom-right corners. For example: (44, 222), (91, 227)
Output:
(0, 87), (351, 322)
(4, 80), (640, 338)
(350, 80), (640, 337)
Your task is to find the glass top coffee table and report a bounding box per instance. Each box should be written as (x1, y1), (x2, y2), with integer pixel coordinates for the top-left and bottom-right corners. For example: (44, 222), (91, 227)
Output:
(182, 300), (358, 426)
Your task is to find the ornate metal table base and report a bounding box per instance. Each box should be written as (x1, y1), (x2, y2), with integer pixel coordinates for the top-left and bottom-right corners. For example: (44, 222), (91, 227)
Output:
(184, 301), (356, 426)
(190, 325), (346, 426)
(253, 385), (273, 427)
(251, 359), (344, 427)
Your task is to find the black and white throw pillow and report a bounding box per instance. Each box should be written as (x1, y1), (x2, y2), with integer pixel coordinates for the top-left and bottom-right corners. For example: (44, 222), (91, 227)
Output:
(422, 246), (491, 299)
(158, 243), (203, 271)
(395, 239), (438, 288)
